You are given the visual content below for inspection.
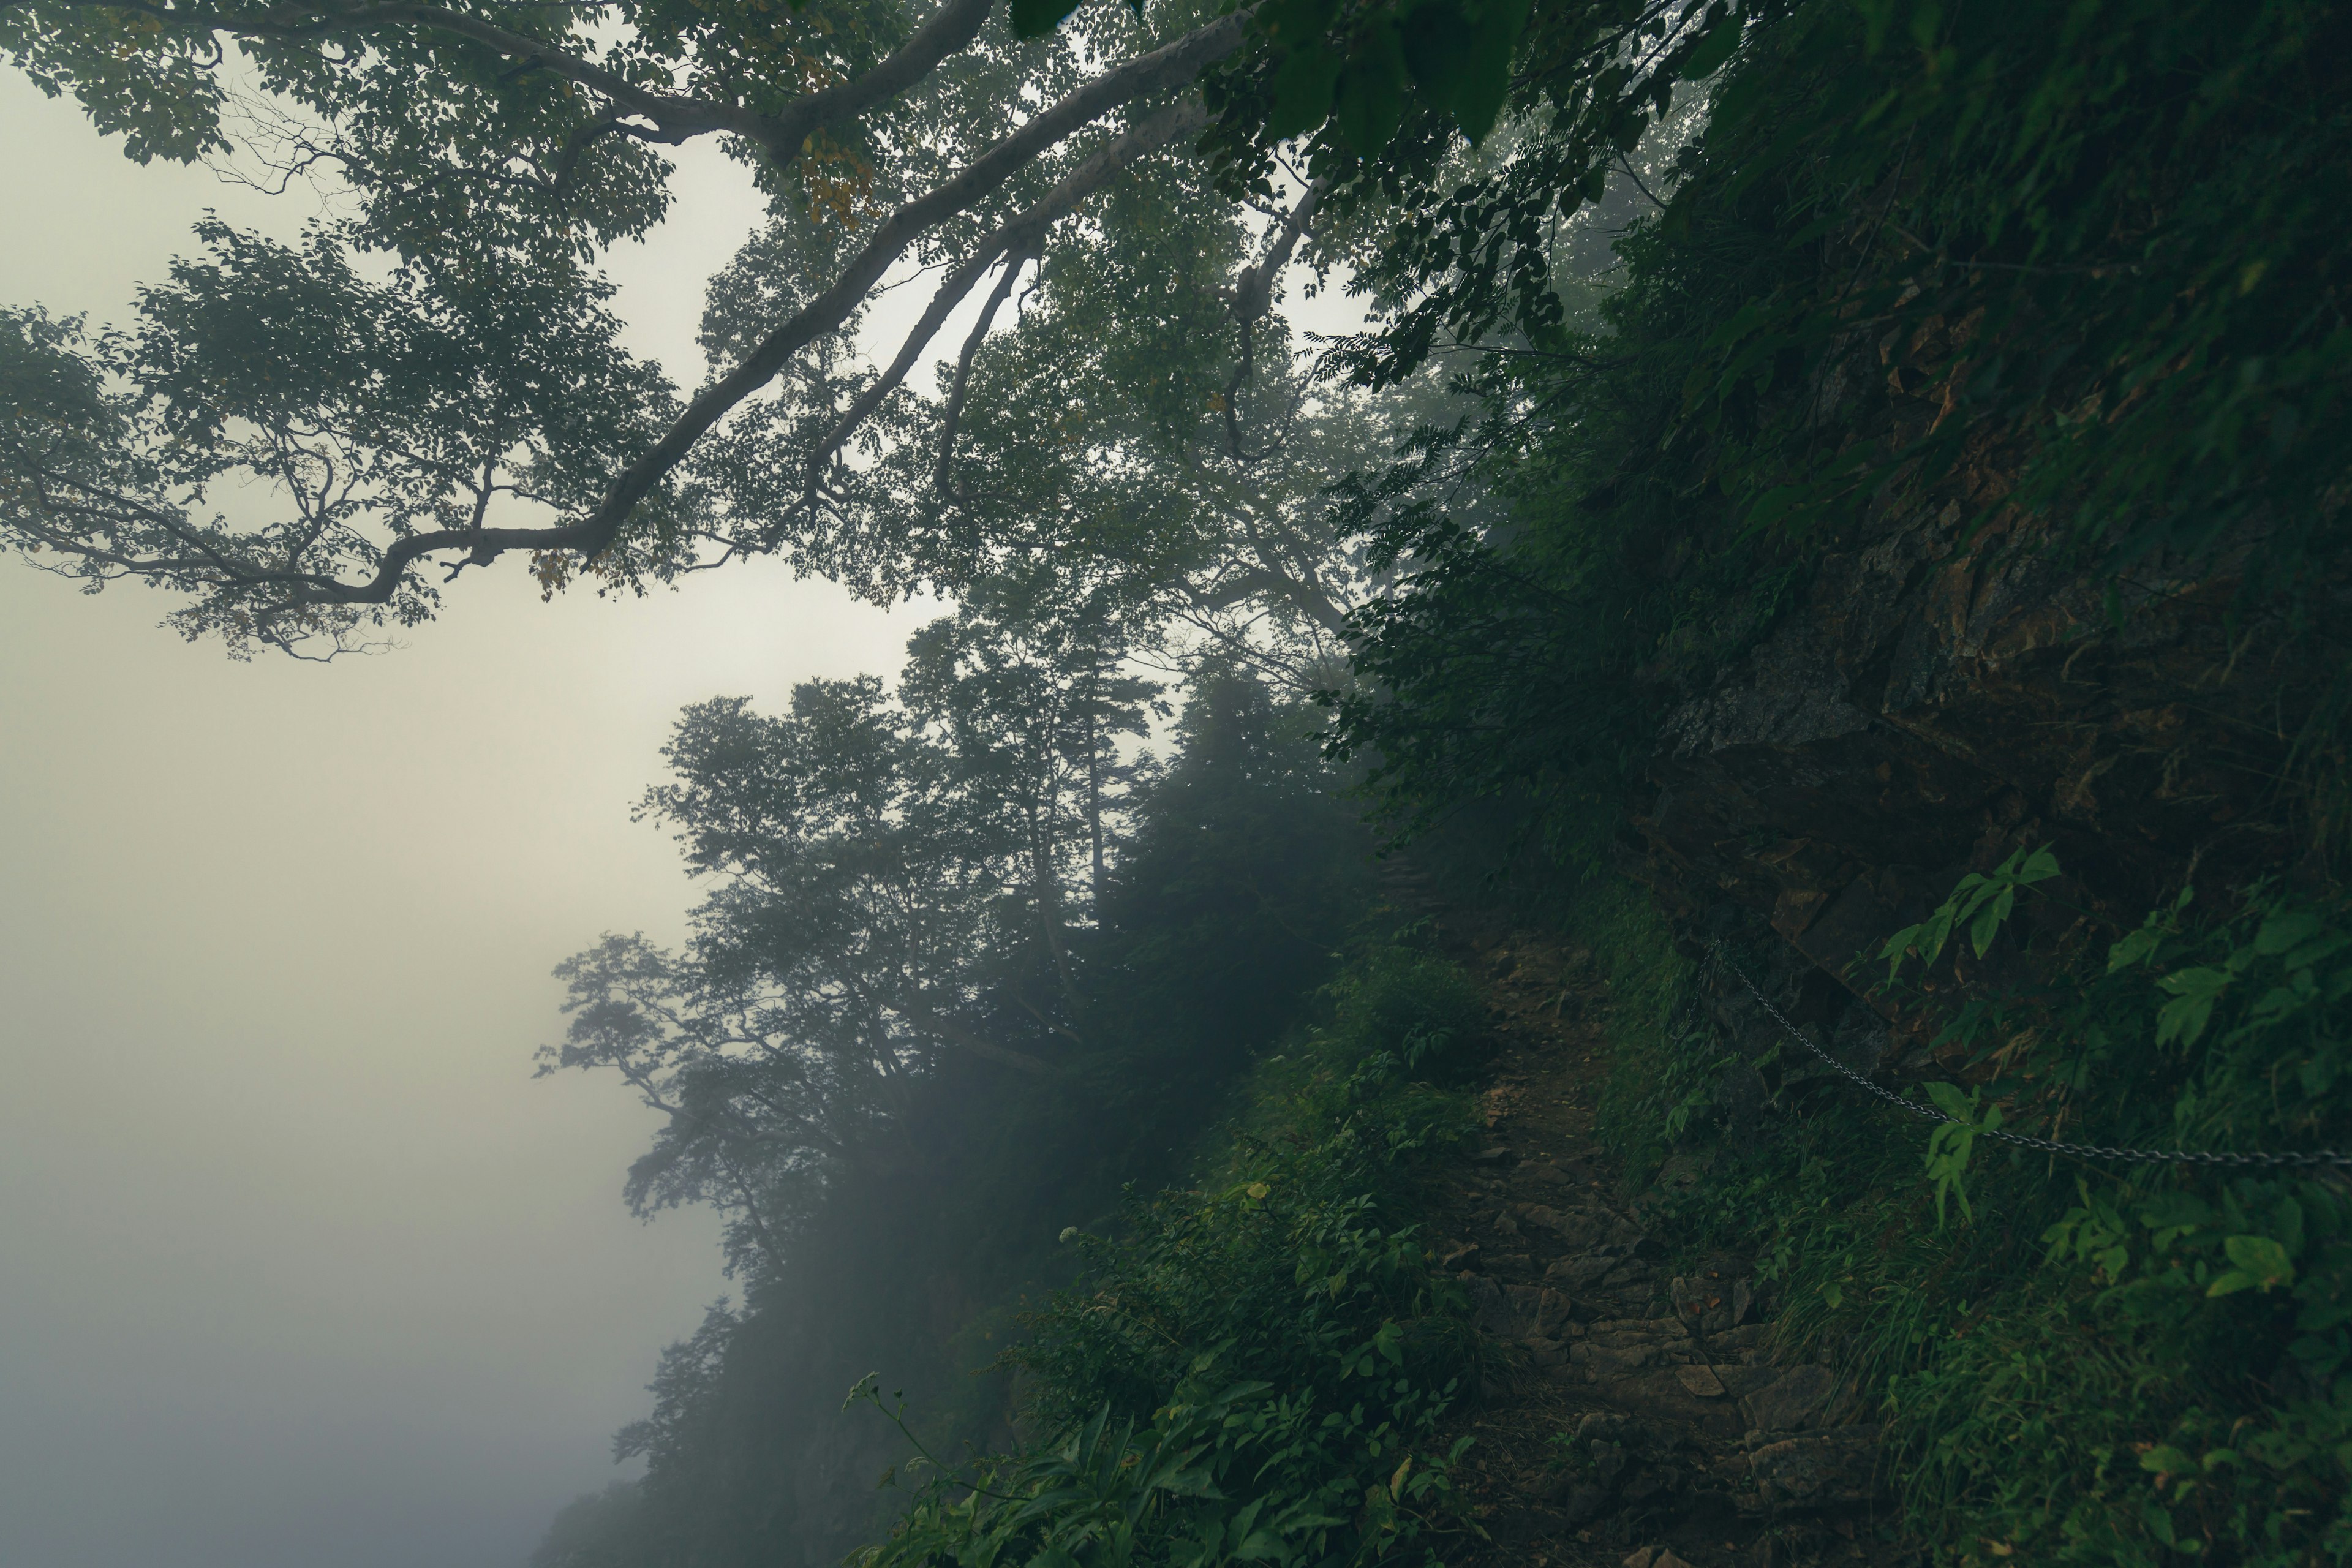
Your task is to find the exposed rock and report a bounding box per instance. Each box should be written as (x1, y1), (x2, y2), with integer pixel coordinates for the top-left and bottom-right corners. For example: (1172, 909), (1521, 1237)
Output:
(1545, 1253), (1621, 1290)
(1744, 1363), (1838, 1433)
(1467, 1276), (1575, 1341)
(1635, 499), (2319, 1080)
(1559, 1481), (1611, 1523)
(1517, 1203), (1609, 1248)
(1742, 1427), (1885, 1512)
(1676, 1364), (1727, 1398)
(1714, 1364), (1782, 1398)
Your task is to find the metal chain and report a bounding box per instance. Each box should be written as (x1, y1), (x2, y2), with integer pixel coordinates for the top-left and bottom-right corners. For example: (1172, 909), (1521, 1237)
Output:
(1707, 944), (2352, 1170)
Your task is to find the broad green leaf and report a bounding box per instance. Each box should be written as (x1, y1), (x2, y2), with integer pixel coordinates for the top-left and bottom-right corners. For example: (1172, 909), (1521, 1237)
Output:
(2207, 1234), (2294, 1294)
(2255, 910), (2322, 956)
(1400, 0), (1475, 107)
(2108, 924), (2163, 973)
(1969, 884), (2015, 957)
(1265, 44), (1344, 140)
(2154, 967), (2232, 1046)
(2273, 1195), (2304, 1256)
(1679, 9), (1743, 80)
(1452, 0), (1531, 143)
(1923, 1080), (1974, 1119)
(1333, 21), (1408, 155)
(1008, 0), (1084, 40)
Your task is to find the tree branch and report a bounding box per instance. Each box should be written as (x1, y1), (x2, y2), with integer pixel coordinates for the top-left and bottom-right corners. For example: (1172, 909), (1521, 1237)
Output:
(931, 238), (1031, 497)
(803, 98), (1206, 489)
(899, 1000), (1052, 1074)
(6, 11), (1248, 624)
(567, 15), (1243, 570)
(1223, 176), (1321, 462)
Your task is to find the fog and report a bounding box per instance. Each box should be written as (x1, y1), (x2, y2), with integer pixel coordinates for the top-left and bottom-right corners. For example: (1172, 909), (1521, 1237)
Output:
(0, 75), (919, 1568)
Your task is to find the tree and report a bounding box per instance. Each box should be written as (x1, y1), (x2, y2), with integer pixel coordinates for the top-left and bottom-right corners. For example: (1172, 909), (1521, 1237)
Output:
(0, 0), (1248, 652)
(1, 0), (1734, 658)
(538, 657), (1373, 1568)
(530, 1479), (653, 1568)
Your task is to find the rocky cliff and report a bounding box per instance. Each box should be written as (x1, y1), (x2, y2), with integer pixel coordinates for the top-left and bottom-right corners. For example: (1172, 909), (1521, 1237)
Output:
(1630, 485), (2332, 1080)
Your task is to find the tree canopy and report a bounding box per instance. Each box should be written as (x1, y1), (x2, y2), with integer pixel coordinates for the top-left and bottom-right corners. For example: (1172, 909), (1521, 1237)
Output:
(0, 0), (1727, 656)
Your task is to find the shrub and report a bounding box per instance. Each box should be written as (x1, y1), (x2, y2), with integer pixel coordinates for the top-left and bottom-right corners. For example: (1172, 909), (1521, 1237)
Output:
(854, 948), (1481, 1568)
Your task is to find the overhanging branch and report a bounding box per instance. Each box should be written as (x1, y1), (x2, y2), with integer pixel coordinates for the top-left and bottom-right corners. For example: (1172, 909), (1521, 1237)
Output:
(803, 98), (1210, 489)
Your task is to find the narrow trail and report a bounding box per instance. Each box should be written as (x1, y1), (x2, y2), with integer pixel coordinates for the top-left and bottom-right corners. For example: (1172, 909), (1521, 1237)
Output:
(1402, 895), (1909, 1568)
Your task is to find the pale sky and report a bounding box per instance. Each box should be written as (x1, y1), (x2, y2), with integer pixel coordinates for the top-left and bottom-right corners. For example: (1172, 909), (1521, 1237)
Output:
(0, 71), (924, 1568)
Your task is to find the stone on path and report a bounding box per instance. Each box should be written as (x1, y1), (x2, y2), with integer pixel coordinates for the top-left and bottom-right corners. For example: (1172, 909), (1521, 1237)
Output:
(1675, 1363), (1727, 1398)
(1744, 1363), (1836, 1432)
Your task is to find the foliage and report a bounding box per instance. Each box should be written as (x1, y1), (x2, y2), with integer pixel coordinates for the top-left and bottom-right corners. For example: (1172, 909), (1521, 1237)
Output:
(532, 1480), (655, 1568)
(1, 227), (682, 653)
(2, 0), (1344, 648)
(534, 666), (1381, 1567)
(1317, 945), (1488, 1080)
(1325, 0), (2352, 860)
(1559, 859), (2352, 1567)
(853, 941), (1483, 1568)
(1880, 845), (2064, 987)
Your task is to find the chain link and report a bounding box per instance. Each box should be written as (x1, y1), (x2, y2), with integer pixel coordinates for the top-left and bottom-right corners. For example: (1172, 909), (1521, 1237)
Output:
(1706, 944), (2352, 1170)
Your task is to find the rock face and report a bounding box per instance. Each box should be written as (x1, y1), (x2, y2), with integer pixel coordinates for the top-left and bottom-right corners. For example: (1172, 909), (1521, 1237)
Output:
(1632, 495), (2321, 1073)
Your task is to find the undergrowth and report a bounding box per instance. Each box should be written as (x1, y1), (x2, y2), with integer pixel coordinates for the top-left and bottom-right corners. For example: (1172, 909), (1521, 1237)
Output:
(1560, 872), (2352, 1566)
(851, 943), (1486, 1568)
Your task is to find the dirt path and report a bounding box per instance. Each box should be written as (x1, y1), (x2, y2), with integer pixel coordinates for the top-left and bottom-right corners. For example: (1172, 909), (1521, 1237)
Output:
(1411, 905), (1909, 1568)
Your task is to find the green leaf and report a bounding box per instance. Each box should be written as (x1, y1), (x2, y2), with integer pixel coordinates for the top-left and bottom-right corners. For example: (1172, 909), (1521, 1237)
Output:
(1332, 20), (1408, 154)
(2109, 923), (2163, 973)
(1678, 9), (1743, 80)
(2154, 967), (2233, 1046)
(1968, 884), (2015, 957)
(1265, 43), (1344, 140)
(2254, 911), (2322, 957)
(2217, 1234), (2294, 1292)
(1452, 0), (1530, 143)
(1400, 0), (1475, 105)
(1008, 0), (1084, 39)
(1923, 1080), (1975, 1120)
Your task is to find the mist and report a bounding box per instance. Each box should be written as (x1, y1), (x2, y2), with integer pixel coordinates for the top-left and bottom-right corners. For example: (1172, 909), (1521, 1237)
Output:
(0, 73), (914, 1568)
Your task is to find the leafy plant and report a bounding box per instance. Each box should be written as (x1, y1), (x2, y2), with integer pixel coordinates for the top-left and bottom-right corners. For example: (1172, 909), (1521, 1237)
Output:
(1880, 845), (2063, 986)
(856, 946), (1482, 1568)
